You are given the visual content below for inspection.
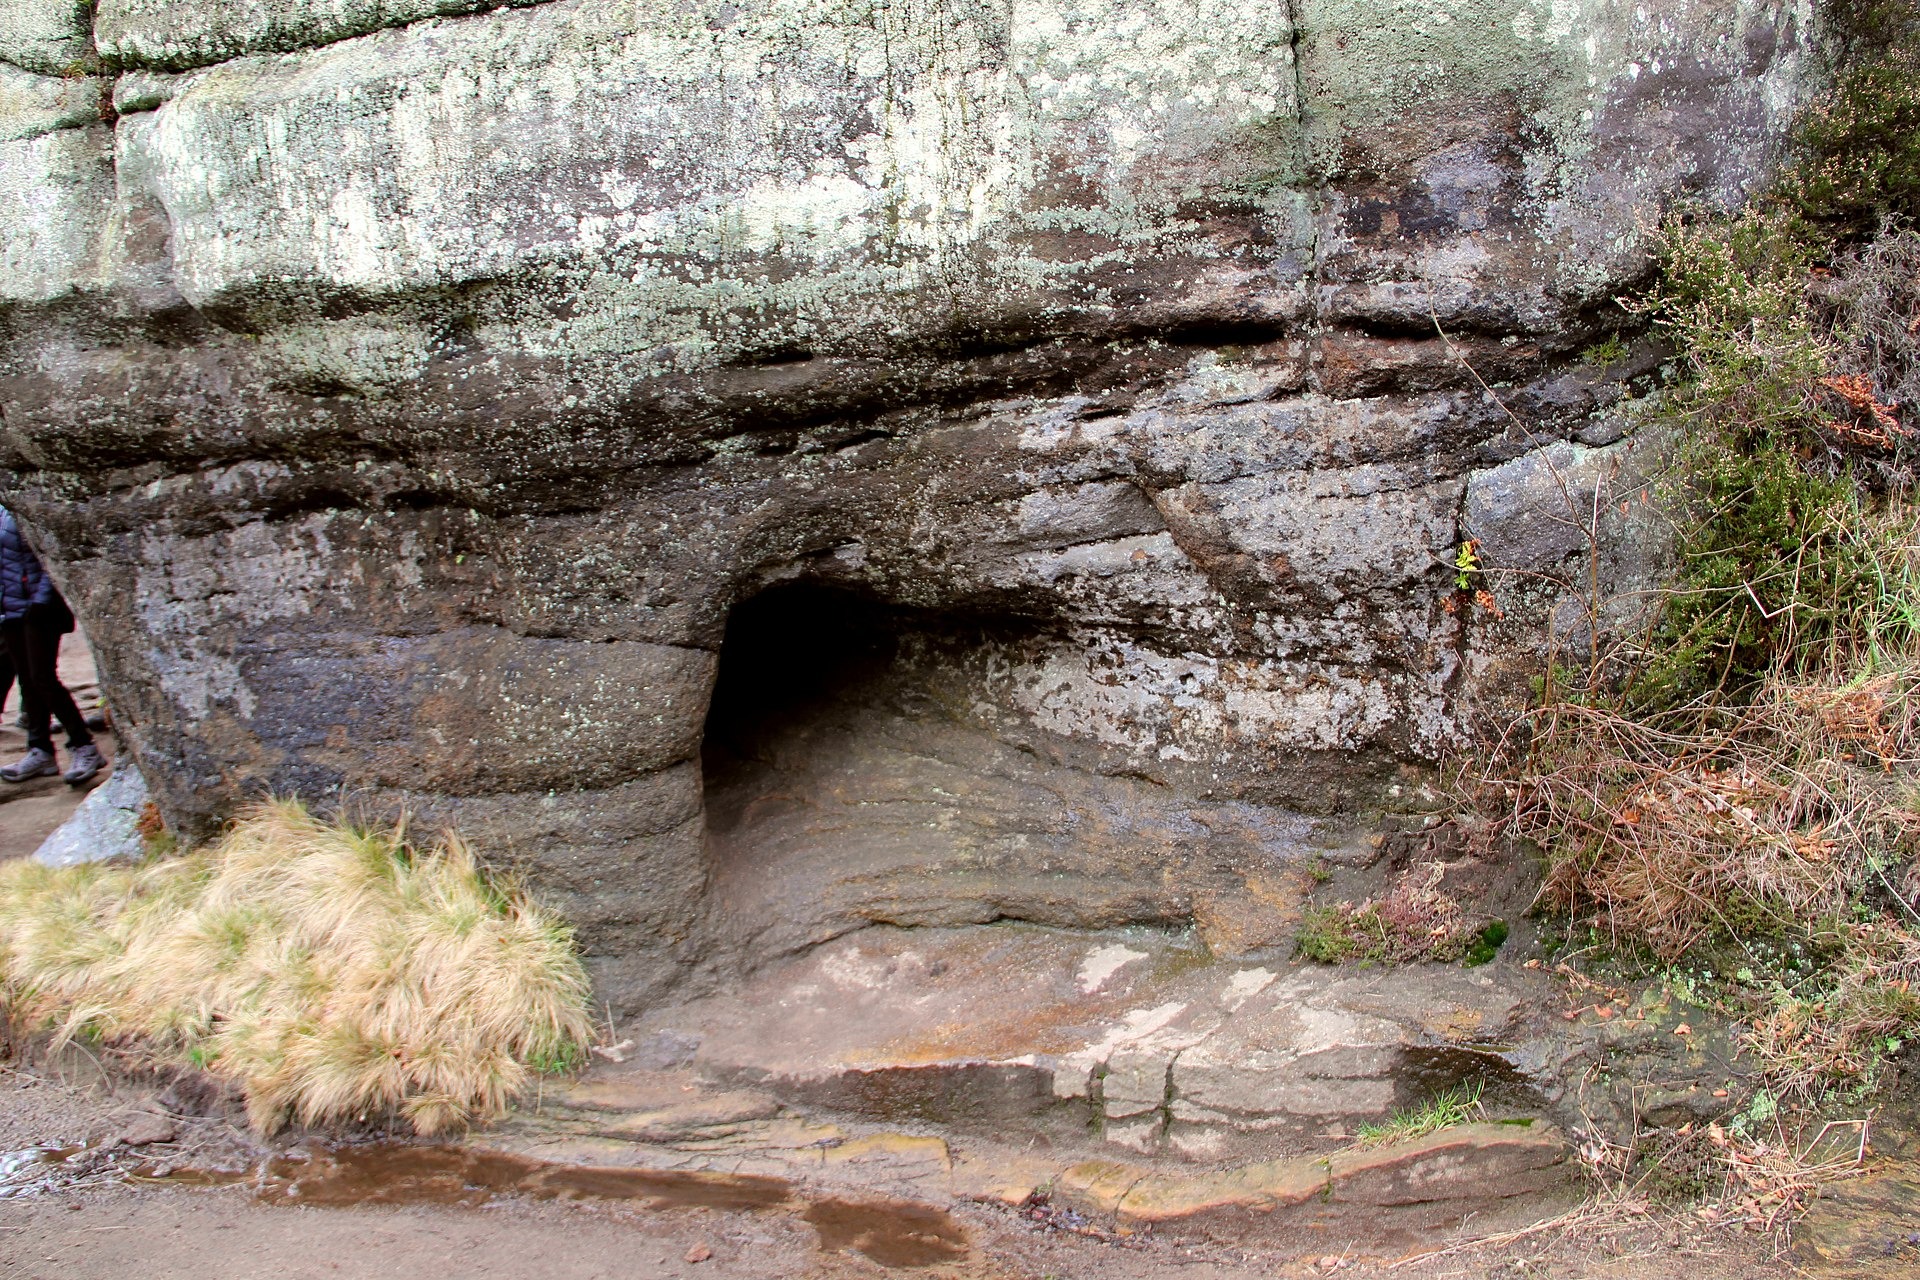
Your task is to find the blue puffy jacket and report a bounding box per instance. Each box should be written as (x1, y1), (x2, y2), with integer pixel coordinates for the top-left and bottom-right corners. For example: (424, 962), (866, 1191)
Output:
(0, 507), (71, 629)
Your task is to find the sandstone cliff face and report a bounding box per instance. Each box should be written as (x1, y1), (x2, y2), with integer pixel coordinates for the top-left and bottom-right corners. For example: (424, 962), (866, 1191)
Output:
(0, 0), (1816, 1007)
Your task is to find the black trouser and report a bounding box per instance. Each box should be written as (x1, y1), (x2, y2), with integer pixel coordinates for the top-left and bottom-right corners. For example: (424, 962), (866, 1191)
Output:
(0, 614), (90, 754)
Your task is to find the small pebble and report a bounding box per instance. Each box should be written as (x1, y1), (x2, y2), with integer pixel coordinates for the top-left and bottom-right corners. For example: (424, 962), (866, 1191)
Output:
(685, 1243), (712, 1264)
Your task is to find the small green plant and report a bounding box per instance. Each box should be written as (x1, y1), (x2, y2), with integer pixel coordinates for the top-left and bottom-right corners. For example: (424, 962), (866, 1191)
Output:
(1295, 877), (1502, 967)
(1453, 539), (1481, 592)
(1307, 855), (1333, 885)
(526, 1041), (587, 1076)
(1462, 920), (1509, 968)
(1581, 334), (1630, 367)
(1295, 906), (1356, 963)
(1355, 1080), (1485, 1146)
(1789, 3), (1920, 234)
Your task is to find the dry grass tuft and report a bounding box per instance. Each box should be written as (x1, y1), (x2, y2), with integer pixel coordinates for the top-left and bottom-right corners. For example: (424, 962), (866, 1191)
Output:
(1492, 656), (1920, 964)
(0, 798), (592, 1135)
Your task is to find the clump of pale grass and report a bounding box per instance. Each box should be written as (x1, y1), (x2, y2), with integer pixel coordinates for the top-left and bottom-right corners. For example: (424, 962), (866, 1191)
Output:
(0, 799), (592, 1136)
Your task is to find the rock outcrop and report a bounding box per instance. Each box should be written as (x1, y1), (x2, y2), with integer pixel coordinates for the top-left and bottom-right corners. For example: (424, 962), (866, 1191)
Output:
(0, 0), (1819, 1007)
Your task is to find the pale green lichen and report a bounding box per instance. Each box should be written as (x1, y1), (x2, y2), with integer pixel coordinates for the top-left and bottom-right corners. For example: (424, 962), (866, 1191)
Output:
(0, 64), (103, 143)
(0, 0), (97, 78)
(0, 0), (1821, 371)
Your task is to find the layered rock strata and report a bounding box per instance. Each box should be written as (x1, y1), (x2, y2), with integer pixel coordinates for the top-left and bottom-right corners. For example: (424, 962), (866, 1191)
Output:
(0, 0), (1817, 1006)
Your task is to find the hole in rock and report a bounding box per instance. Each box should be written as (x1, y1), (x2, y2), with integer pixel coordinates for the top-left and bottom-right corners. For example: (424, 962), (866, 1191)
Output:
(701, 583), (913, 770)
(697, 581), (1319, 965)
(699, 583), (1089, 959)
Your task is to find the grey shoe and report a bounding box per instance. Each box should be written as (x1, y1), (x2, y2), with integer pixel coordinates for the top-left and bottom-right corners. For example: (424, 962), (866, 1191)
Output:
(62, 743), (105, 787)
(1, 747), (56, 783)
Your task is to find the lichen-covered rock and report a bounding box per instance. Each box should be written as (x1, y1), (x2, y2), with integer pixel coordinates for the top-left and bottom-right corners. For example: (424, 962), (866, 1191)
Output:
(33, 764), (150, 867)
(0, 0), (1826, 1008)
(0, 0), (94, 77)
(96, 0), (549, 72)
(0, 65), (103, 142)
(0, 122), (113, 305)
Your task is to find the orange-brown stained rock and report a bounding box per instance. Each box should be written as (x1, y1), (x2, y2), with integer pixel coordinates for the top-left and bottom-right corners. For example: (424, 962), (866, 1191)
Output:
(1115, 1155), (1329, 1233)
(1791, 1170), (1920, 1276)
(1053, 1159), (1148, 1219)
(1049, 1125), (1572, 1244)
(1325, 1123), (1570, 1206)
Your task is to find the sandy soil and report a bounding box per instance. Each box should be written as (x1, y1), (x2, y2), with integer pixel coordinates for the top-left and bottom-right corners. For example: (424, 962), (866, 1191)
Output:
(0, 1061), (1795, 1280)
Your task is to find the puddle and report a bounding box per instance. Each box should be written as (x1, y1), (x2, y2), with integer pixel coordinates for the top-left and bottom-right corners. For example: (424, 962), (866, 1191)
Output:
(805, 1196), (971, 1268)
(3, 1138), (970, 1269)
(249, 1142), (793, 1213)
(0, 1145), (79, 1199)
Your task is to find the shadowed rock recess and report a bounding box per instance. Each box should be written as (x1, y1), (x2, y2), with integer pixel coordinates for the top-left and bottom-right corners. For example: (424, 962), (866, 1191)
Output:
(1, 0), (1816, 1011)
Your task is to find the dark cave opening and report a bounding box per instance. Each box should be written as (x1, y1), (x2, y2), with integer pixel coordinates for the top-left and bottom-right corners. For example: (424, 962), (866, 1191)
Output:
(697, 581), (1105, 957)
(694, 581), (1317, 964)
(700, 582), (910, 782)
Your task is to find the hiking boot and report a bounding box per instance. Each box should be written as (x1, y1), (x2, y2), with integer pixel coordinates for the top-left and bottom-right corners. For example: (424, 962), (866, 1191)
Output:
(0, 747), (56, 783)
(62, 743), (105, 787)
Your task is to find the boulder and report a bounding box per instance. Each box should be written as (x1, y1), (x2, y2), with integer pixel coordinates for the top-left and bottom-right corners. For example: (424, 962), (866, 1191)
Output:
(0, 0), (94, 77)
(0, 0), (1829, 1008)
(33, 764), (150, 868)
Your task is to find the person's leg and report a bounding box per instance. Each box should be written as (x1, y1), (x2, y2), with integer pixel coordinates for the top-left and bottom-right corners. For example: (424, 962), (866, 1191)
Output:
(1, 619), (52, 753)
(21, 619), (91, 751)
(0, 619), (56, 781)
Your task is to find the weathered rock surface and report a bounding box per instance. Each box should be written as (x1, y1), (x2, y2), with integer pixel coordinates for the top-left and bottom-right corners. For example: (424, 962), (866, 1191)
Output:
(0, 0), (1825, 1006)
(32, 762), (150, 867)
(95, 0), (547, 72)
(604, 921), (1738, 1165)
(0, 0), (95, 77)
(490, 923), (1597, 1254)
(1793, 1172), (1920, 1278)
(1055, 1122), (1572, 1242)
(0, 63), (103, 142)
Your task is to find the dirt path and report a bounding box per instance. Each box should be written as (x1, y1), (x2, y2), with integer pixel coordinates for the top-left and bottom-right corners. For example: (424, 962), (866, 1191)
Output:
(0, 629), (116, 863)
(0, 1062), (1796, 1280)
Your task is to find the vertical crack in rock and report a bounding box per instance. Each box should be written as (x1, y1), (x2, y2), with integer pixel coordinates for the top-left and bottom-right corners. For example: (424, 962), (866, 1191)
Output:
(1087, 1062), (1108, 1137)
(1154, 1049), (1183, 1154)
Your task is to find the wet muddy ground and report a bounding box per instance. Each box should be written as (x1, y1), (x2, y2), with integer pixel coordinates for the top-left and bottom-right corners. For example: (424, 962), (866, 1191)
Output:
(0, 1061), (1798, 1280)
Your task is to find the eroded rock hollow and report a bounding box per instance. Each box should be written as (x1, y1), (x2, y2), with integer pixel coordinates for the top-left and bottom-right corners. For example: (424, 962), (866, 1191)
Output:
(1, 0), (1816, 1008)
